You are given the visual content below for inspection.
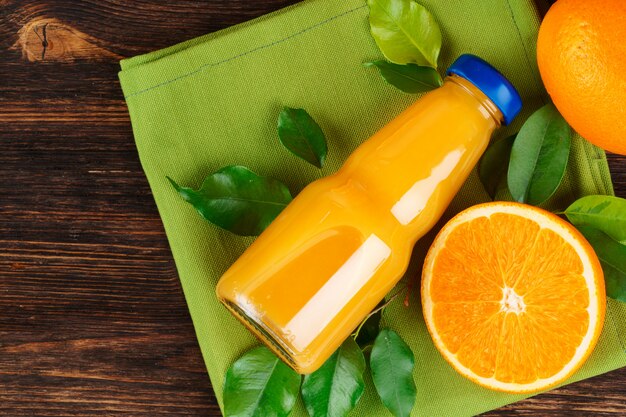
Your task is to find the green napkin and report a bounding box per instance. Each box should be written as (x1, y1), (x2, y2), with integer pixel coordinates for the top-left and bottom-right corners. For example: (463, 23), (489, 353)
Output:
(119, 0), (626, 415)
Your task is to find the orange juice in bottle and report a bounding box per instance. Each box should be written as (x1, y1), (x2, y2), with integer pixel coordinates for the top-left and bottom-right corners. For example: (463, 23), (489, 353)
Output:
(216, 55), (522, 373)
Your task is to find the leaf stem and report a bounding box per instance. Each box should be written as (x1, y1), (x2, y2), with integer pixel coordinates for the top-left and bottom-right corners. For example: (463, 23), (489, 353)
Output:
(352, 285), (406, 340)
(361, 344), (373, 354)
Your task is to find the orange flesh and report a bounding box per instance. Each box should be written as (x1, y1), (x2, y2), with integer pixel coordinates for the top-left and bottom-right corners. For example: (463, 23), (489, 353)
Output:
(429, 213), (590, 384)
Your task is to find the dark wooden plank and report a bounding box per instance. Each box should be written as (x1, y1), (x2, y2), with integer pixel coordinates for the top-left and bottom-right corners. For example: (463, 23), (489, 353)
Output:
(0, 0), (624, 416)
(609, 155), (626, 195)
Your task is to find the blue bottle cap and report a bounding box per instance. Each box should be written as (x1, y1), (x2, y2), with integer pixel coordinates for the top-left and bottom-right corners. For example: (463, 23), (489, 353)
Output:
(447, 54), (522, 125)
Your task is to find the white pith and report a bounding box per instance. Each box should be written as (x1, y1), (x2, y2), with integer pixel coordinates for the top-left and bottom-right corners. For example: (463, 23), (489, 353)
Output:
(500, 286), (526, 314)
(422, 203), (602, 393)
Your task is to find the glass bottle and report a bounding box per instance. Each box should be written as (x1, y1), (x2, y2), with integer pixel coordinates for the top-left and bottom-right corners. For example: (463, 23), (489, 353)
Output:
(216, 54), (522, 373)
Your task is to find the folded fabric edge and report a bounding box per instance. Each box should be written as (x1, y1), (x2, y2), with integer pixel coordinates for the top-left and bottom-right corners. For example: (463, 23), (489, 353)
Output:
(583, 141), (616, 197)
(119, 0), (313, 71)
(117, 0), (367, 100)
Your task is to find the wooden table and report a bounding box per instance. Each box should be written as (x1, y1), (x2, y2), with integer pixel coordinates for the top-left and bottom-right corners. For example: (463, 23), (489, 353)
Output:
(1, 1), (625, 415)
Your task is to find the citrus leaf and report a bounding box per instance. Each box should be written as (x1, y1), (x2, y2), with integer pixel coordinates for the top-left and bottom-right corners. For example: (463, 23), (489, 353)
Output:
(508, 103), (572, 205)
(167, 166), (292, 236)
(565, 195), (626, 245)
(277, 107), (327, 168)
(367, 0), (442, 67)
(223, 347), (301, 417)
(370, 329), (416, 417)
(478, 134), (516, 199)
(575, 225), (626, 303)
(301, 338), (366, 417)
(364, 60), (442, 93)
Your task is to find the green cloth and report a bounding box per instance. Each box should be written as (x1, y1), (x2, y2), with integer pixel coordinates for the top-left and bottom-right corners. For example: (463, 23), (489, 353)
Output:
(119, 0), (626, 415)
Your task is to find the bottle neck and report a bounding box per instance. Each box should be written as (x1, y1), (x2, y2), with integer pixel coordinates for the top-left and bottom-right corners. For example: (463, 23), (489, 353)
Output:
(445, 74), (504, 127)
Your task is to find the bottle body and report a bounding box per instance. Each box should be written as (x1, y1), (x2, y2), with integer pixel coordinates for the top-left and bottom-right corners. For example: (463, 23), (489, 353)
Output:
(217, 75), (503, 373)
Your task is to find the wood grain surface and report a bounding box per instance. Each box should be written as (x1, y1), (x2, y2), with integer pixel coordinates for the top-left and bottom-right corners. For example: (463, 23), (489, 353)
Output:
(1, 1), (625, 416)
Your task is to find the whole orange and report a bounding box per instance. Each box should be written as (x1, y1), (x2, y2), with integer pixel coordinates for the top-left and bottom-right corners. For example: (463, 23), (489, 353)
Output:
(537, 0), (626, 155)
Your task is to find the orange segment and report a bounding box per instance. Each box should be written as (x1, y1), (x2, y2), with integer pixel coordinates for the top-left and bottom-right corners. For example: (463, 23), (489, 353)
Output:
(432, 217), (505, 300)
(486, 212), (541, 287)
(514, 228), (584, 294)
(432, 302), (501, 355)
(422, 202), (605, 393)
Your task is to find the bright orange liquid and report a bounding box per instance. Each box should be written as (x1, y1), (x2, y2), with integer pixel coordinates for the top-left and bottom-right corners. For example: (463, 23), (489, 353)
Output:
(216, 76), (502, 373)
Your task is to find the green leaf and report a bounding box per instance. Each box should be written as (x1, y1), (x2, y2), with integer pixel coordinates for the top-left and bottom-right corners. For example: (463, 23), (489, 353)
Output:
(478, 134), (516, 199)
(370, 329), (416, 417)
(355, 302), (383, 348)
(223, 347), (301, 417)
(364, 60), (442, 93)
(367, 0), (442, 67)
(565, 195), (626, 245)
(301, 338), (366, 417)
(575, 225), (626, 303)
(507, 103), (572, 205)
(167, 166), (292, 236)
(277, 107), (328, 168)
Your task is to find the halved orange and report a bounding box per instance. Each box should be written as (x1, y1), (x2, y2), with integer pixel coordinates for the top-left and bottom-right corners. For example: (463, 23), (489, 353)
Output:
(421, 202), (605, 393)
